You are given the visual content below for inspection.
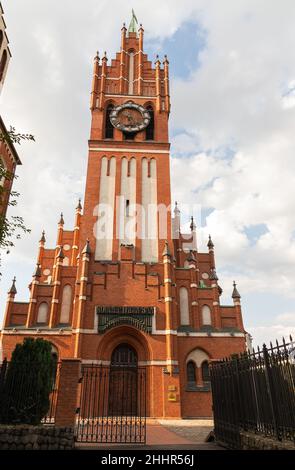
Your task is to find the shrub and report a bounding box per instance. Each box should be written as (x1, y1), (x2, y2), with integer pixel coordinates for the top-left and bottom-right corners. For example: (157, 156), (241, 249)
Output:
(0, 338), (56, 425)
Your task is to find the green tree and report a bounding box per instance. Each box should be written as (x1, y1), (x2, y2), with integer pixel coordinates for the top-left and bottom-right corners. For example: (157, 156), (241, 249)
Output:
(0, 126), (34, 274)
(0, 338), (55, 425)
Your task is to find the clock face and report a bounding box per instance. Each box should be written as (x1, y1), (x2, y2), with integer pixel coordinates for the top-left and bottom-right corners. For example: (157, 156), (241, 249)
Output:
(110, 102), (150, 133)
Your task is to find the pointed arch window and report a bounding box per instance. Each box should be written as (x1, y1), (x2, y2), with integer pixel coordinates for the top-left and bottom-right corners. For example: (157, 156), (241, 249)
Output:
(202, 305), (212, 326)
(37, 302), (48, 325)
(105, 104), (114, 139)
(201, 360), (210, 383)
(187, 361), (196, 384)
(145, 106), (154, 140)
(179, 287), (190, 325)
(60, 285), (72, 324)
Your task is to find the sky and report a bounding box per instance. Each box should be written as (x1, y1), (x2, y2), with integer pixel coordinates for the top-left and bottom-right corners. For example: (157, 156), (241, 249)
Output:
(0, 0), (295, 347)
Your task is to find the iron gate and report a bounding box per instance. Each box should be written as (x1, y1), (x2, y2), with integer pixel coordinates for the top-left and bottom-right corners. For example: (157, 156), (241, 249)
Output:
(75, 365), (146, 443)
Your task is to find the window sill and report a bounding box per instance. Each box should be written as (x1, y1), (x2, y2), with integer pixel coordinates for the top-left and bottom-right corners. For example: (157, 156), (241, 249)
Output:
(186, 383), (211, 392)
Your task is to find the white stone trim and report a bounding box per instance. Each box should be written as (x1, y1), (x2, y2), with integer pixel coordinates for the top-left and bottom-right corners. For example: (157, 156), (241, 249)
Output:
(190, 283), (198, 288)
(1, 329), (72, 336)
(164, 278), (172, 283)
(213, 301), (219, 306)
(29, 299), (37, 303)
(51, 299), (59, 304)
(90, 147), (169, 154)
(191, 301), (198, 306)
(164, 297), (173, 302)
(80, 277), (88, 281)
(163, 259), (171, 264)
(79, 296), (87, 300)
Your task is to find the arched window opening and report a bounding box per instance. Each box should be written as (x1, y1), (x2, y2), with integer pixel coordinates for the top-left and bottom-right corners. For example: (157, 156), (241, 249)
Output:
(0, 49), (7, 81)
(187, 361), (196, 384)
(145, 106), (154, 140)
(202, 361), (210, 383)
(105, 104), (114, 139)
(128, 51), (135, 95)
(179, 287), (190, 325)
(60, 285), (72, 324)
(202, 305), (212, 326)
(37, 302), (48, 325)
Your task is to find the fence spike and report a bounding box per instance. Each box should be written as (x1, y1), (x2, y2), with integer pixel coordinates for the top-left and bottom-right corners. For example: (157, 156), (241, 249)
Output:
(290, 334), (293, 342)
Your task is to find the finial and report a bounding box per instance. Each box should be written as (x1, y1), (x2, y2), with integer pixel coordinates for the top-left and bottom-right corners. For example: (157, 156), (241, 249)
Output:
(59, 213), (64, 226)
(207, 234), (214, 249)
(186, 250), (196, 263)
(57, 246), (65, 259)
(122, 22), (126, 30)
(8, 277), (17, 295)
(82, 239), (91, 255)
(76, 198), (82, 211)
(164, 54), (169, 64)
(40, 230), (46, 243)
(174, 201), (180, 216)
(33, 263), (41, 278)
(209, 267), (219, 281)
(162, 240), (172, 258)
(232, 281), (241, 299)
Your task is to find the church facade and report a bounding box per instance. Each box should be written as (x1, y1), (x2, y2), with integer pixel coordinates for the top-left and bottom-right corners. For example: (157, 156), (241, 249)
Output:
(0, 16), (246, 418)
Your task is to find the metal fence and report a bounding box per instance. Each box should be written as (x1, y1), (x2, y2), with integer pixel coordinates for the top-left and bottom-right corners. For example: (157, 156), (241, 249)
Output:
(75, 364), (147, 443)
(210, 337), (295, 448)
(0, 358), (60, 425)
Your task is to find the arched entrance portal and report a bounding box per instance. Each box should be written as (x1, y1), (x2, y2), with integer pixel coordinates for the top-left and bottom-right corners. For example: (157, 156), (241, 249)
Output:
(109, 344), (138, 415)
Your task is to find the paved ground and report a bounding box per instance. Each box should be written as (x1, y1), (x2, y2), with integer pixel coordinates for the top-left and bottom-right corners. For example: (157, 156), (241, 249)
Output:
(75, 419), (220, 450)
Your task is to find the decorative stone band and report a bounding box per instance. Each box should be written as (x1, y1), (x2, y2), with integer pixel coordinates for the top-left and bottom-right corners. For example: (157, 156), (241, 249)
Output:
(190, 283), (198, 288)
(80, 277), (88, 281)
(164, 278), (172, 283)
(191, 301), (198, 306)
(52, 281), (61, 286)
(51, 299), (59, 304)
(1, 328), (246, 338)
(81, 359), (179, 366)
(163, 259), (171, 264)
(90, 147), (169, 154)
(79, 296), (87, 300)
(213, 301), (219, 306)
(29, 299), (37, 303)
(164, 297), (173, 302)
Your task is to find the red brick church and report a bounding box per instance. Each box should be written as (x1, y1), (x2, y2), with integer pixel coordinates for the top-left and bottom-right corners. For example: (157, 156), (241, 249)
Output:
(0, 14), (246, 418)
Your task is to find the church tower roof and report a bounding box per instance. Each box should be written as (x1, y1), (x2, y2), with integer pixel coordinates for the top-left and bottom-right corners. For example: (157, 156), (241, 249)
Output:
(128, 9), (139, 35)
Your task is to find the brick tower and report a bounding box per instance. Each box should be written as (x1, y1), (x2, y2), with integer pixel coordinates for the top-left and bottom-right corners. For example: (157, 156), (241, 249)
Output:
(0, 13), (246, 418)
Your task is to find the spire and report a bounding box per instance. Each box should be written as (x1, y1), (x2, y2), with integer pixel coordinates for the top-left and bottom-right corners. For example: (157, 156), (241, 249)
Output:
(209, 267), (218, 281)
(57, 246), (65, 259)
(39, 230), (46, 243)
(190, 216), (196, 231)
(8, 277), (17, 295)
(94, 50), (99, 61)
(128, 9), (138, 35)
(76, 198), (82, 211)
(162, 240), (172, 258)
(163, 54), (169, 64)
(82, 239), (91, 255)
(207, 234), (214, 249)
(33, 263), (41, 278)
(232, 281), (241, 299)
(58, 212), (64, 226)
